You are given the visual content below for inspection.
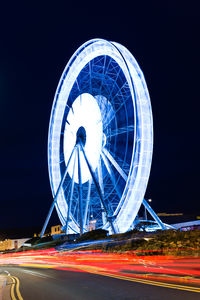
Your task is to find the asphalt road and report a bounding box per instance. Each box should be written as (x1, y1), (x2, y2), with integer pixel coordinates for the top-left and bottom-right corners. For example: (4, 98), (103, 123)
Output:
(0, 266), (199, 300)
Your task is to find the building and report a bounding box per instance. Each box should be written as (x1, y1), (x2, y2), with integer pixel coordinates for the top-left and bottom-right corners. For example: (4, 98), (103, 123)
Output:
(89, 220), (96, 231)
(51, 224), (63, 235)
(0, 238), (30, 251)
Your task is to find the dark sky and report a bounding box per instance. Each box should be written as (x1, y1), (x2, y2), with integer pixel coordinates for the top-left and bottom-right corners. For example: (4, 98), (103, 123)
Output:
(0, 2), (200, 230)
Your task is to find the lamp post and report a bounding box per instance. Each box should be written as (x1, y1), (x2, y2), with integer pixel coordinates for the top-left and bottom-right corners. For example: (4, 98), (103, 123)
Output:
(144, 199), (152, 220)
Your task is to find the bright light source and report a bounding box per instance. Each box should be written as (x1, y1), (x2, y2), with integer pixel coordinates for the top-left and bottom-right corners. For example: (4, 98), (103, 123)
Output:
(63, 93), (103, 183)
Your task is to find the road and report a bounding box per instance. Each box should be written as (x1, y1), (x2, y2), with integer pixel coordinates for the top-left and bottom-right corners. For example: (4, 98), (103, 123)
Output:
(0, 266), (200, 300)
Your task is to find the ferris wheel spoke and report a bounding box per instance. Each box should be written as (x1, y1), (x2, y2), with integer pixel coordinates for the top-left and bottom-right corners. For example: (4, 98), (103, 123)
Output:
(83, 179), (92, 231)
(80, 144), (116, 234)
(104, 56), (113, 76)
(73, 198), (78, 217)
(77, 145), (83, 234)
(99, 55), (107, 93)
(99, 56), (114, 94)
(75, 78), (80, 92)
(103, 148), (128, 182)
(108, 124), (134, 138)
(89, 60), (92, 93)
(97, 103), (114, 127)
(41, 145), (76, 237)
(107, 67), (122, 100)
(103, 96), (129, 130)
(101, 152), (122, 200)
(97, 158), (107, 226)
(65, 148), (77, 234)
(110, 80), (130, 103)
(97, 158), (104, 196)
(59, 146), (76, 188)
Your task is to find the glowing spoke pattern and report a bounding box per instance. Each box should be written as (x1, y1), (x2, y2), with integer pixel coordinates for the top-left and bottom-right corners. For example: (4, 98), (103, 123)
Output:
(103, 148), (128, 181)
(109, 125), (134, 137)
(83, 179), (92, 231)
(80, 144), (116, 233)
(77, 145), (83, 234)
(66, 148), (77, 234)
(101, 152), (122, 200)
(48, 39), (153, 234)
(97, 159), (107, 225)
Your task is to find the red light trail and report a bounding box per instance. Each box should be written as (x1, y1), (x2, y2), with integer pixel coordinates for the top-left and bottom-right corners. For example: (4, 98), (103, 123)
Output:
(0, 249), (200, 286)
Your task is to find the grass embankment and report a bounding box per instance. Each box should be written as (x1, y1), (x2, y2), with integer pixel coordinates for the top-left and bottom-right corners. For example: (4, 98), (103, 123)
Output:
(73, 228), (200, 256)
(102, 229), (200, 256)
(3, 229), (200, 256)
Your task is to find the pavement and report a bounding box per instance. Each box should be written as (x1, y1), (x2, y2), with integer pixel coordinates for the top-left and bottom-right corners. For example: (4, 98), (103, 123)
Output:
(0, 274), (11, 300)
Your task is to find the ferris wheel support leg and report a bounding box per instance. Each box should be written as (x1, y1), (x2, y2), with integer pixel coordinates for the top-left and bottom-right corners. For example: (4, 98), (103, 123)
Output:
(65, 148), (77, 234)
(103, 148), (128, 181)
(101, 152), (122, 200)
(83, 179), (92, 231)
(77, 145), (83, 235)
(40, 146), (76, 238)
(97, 159), (106, 226)
(142, 199), (166, 230)
(80, 144), (116, 234)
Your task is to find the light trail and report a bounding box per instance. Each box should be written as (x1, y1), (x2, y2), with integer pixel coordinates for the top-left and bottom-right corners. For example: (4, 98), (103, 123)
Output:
(6, 263), (200, 294)
(0, 249), (200, 290)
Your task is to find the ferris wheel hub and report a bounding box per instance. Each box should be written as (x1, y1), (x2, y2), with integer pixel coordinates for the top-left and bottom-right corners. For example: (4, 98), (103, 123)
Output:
(76, 126), (86, 146)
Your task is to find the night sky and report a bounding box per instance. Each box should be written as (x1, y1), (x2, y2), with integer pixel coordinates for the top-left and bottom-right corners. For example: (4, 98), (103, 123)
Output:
(0, 2), (200, 231)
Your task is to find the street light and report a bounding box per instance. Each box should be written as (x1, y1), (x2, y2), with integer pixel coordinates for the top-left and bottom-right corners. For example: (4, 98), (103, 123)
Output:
(144, 199), (152, 220)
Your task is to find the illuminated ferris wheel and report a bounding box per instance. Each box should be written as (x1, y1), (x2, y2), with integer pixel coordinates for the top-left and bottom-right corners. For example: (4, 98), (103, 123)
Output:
(41, 39), (166, 236)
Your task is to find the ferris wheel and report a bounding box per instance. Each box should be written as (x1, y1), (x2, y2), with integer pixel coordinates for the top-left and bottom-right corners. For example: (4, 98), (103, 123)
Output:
(41, 39), (166, 236)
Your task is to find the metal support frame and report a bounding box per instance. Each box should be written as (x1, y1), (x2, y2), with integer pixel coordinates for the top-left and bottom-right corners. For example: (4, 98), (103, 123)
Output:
(40, 146), (76, 237)
(142, 199), (166, 230)
(65, 147), (77, 234)
(77, 144), (83, 235)
(101, 152), (122, 200)
(80, 144), (116, 234)
(103, 148), (166, 231)
(97, 159), (106, 226)
(83, 179), (92, 231)
(42, 145), (167, 237)
(103, 148), (128, 181)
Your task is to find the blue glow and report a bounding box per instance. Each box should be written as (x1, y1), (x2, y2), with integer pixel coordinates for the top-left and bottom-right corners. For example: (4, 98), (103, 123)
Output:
(48, 39), (153, 234)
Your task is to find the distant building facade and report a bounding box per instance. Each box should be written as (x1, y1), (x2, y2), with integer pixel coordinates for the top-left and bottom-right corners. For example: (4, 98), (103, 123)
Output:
(51, 225), (63, 235)
(89, 220), (96, 231)
(0, 238), (29, 251)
